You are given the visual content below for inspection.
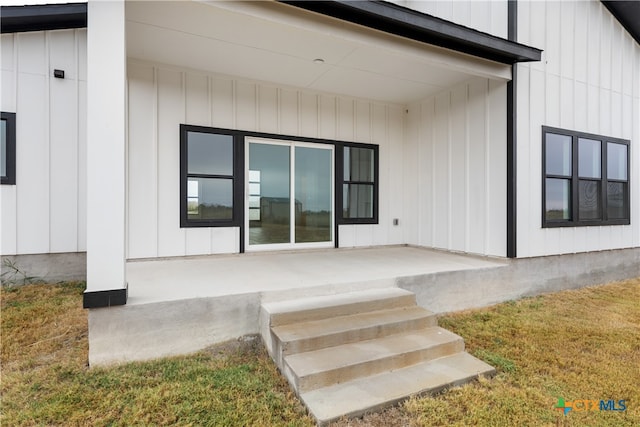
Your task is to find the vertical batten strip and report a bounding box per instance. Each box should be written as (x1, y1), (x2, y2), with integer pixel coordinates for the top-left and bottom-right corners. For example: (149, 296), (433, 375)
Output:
(75, 29), (81, 252)
(297, 91), (301, 136)
(207, 75), (212, 127)
(446, 91), (452, 249)
(124, 62), (129, 259)
(333, 96), (340, 139)
(383, 104), (389, 244)
(153, 66), (159, 258)
(368, 103), (373, 144)
(415, 102), (422, 244)
(431, 97), (437, 247)
(464, 83), (470, 253)
(45, 31), (52, 253)
(255, 84), (259, 132)
(232, 79), (237, 130)
(317, 94), (321, 139)
(11, 34), (18, 254)
(277, 88), (282, 135)
(125, 65), (129, 257)
(484, 79), (491, 256)
(352, 99), (356, 143)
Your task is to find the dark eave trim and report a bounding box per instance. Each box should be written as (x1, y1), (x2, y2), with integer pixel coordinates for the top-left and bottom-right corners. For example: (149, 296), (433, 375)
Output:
(279, 0), (541, 64)
(83, 285), (128, 309)
(602, 1), (640, 45)
(1, 3), (87, 34)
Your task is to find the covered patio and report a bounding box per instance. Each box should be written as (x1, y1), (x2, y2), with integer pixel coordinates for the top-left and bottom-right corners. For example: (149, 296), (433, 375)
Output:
(85, 0), (539, 366)
(86, 0), (534, 303)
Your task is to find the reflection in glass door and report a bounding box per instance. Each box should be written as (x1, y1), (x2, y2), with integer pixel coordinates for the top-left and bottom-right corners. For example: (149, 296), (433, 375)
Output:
(295, 146), (332, 243)
(247, 139), (333, 250)
(248, 142), (291, 245)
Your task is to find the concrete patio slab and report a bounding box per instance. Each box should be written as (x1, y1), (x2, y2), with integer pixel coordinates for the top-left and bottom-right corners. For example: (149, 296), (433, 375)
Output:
(126, 246), (506, 305)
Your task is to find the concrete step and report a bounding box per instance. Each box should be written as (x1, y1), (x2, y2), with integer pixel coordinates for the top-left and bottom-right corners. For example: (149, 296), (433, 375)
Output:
(284, 327), (464, 392)
(262, 287), (495, 424)
(300, 352), (496, 426)
(263, 287), (416, 328)
(272, 305), (437, 357)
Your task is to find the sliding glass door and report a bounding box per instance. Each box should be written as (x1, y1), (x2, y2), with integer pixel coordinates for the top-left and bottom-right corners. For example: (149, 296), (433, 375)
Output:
(246, 138), (333, 250)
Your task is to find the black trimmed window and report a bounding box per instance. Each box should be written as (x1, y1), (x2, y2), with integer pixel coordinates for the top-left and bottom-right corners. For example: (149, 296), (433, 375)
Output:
(1, 112), (16, 185)
(180, 125), (243, 227)
(181, 125), (379, 231)
(337, 143), (379, 224)
(543, 126), (630, 227)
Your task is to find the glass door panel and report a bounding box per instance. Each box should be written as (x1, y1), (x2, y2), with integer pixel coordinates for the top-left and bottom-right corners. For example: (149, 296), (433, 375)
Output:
(247, 139), (333, 250)
(295, 147), (332, 243)
(248, 142), (290, 245)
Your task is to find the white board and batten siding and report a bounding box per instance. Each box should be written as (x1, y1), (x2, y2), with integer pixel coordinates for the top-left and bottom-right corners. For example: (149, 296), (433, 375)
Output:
(388, 1), (508, 39)
(0, 29), (87, 256)
(126, 61), (406, 259)
(405, 78), (507, 257)
(516, 1), (640, 257)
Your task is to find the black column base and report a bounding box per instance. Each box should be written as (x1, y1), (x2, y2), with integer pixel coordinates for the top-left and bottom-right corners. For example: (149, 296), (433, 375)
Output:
(83, 284), (128, 308)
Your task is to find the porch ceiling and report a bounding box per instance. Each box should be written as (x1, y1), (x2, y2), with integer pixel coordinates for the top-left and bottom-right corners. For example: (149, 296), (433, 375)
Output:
(125, 0), (511, 104)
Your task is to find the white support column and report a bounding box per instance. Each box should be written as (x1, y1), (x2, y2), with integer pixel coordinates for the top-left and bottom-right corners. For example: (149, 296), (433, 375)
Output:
(85, 0), (127, 301)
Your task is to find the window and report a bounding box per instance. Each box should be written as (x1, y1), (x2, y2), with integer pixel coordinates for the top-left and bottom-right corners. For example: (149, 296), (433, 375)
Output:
(180, 125), (379, 232)
(1, 112), (16, 185)
(180, 125), (243, 227)
(338, 143), (378, 224)
(542, 126), (630, 227)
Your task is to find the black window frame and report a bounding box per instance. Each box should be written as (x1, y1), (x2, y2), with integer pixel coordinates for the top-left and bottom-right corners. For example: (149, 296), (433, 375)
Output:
(180, 125), (380, 238)
(542, 126), (630, 227)
(179, 125), (244, 228)
(336, 142), (379, 224)
(1, 112), (16, 185)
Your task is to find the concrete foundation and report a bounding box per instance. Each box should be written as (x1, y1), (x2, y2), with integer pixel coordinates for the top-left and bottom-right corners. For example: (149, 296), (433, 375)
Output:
(88, 293), (261, 365)
(1, 252), (86, 285)
(87, 246), (639, 366)
(402, 247), (640, 313)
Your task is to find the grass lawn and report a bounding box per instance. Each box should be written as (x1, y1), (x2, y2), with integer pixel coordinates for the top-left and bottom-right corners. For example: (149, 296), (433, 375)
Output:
(1, 278), (638, 426)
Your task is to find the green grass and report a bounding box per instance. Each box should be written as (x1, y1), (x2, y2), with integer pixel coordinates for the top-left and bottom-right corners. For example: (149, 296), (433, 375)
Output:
(2, 278), (639, 426)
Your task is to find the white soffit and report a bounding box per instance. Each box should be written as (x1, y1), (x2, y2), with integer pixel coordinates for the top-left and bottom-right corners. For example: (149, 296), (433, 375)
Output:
(125, 0), (511, 104)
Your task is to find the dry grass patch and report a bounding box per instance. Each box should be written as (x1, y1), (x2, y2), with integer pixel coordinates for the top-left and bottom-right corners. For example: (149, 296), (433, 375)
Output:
(1, 282), (313, 426)
(402, 277), (640, 427)
(2, 278), (639, 426)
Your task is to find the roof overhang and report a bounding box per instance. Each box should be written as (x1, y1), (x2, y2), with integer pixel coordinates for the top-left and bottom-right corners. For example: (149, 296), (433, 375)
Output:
(1, 1), (528, 104)
(126, 0), (516, 104)
(1, 2), (87, 34)
(602, 1), (640, 44)
(279, 0), (542, 64)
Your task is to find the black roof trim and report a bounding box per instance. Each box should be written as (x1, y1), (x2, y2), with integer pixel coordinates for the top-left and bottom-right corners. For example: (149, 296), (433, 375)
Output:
(602, 1), (640, 45)
(1, 3), (87, 34)
(279, 0), (542, 64)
